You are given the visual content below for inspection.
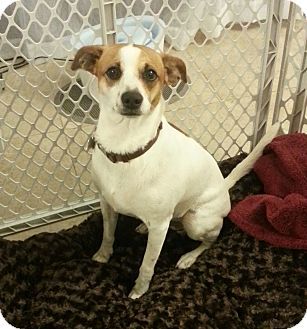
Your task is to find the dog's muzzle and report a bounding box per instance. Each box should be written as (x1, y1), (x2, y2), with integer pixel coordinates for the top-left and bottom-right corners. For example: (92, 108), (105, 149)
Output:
(120, 90), (143, 116)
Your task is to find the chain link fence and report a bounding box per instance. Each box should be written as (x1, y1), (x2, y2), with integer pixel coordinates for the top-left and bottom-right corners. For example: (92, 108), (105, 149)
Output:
(0, 0), (306, 235)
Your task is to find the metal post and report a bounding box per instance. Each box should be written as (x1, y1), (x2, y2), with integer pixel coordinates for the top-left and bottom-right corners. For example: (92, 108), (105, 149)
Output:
(252, 0), (284, 147)
(0, 73), (4, 91)
(289, 37), (307, 133)
(99, 0), (116, 45)
(272, 2), (297, 125)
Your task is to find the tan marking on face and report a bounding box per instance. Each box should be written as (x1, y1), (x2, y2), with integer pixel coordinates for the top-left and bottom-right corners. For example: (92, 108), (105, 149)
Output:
(136, 46), (165, 109)
(95, 44), (126, 91)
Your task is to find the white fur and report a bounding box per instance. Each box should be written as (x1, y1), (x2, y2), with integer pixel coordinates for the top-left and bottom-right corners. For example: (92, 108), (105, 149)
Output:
(86, 45), (280, 299)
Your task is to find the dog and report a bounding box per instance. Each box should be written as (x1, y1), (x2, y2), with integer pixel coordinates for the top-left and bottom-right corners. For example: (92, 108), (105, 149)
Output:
(71, 44), (280, 299)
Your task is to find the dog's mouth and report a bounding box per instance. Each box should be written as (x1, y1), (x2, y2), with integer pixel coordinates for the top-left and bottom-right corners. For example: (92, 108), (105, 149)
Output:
(119, 108), (142, 117)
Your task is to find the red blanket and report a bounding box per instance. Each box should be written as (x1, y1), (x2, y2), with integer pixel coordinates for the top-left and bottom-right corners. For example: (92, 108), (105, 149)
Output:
(229, 133), (307, 249)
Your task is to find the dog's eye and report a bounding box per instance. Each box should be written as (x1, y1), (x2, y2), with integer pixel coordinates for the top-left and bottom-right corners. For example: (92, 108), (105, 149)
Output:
(143, 69), (157, 82)
(106, 66), (121, 80)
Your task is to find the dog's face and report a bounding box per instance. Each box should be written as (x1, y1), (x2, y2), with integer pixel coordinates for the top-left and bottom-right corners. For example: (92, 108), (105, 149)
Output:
(71, 44), (187, 117)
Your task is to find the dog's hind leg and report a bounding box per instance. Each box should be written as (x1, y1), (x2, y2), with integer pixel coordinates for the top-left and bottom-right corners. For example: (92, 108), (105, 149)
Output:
(136, 218), (185, 235)
(176, 238), (217, 269)
(176, 209), (223, 269)
(93, 198), (118, 263)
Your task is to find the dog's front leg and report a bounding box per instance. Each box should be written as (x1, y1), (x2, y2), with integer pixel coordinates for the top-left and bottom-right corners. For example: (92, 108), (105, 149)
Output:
(93, 199), (118, 263)
(129, 220), (170, 299)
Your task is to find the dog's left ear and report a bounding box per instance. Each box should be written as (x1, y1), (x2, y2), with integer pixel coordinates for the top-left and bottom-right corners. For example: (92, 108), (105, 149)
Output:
(162, 54), (187, 86)
(71, 45), (104, 76)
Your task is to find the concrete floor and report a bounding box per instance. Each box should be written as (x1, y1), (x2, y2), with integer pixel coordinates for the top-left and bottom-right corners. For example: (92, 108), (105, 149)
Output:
(0, 21), (305, 240)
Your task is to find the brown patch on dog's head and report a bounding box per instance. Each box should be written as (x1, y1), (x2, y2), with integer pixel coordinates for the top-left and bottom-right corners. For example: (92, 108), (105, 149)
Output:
(96, 44), (125, 89)
(71, 45), (104, 75)
(71, 44), (126, 90)
(162, 54), (187, 86)
(136, 45), (165, 109)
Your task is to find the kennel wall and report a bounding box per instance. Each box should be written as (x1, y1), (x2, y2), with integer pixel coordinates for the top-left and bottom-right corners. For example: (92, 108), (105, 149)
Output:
(0, 0), (306, 236)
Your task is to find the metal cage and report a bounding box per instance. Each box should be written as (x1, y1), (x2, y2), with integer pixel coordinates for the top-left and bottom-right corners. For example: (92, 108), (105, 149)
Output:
(0, 0), (306, 236)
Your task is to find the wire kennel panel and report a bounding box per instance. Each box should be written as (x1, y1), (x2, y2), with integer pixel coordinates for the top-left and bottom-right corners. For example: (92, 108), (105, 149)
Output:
(0, 0), (305, 236)
(272, 2), (307, 133)
(0, 0), (102, 234)
(112, 0), (285, 156)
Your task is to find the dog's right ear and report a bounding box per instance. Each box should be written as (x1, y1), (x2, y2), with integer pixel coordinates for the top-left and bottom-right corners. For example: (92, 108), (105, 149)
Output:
(162, 54), (187, 86)
(71, 45), (104, 76)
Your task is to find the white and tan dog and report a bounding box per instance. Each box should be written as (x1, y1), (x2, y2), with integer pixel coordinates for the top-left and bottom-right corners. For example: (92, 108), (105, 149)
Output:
(72, 44), (279, 299)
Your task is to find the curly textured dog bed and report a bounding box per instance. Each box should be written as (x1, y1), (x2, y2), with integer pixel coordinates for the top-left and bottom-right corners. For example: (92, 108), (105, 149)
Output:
(0, 155), (305, 329)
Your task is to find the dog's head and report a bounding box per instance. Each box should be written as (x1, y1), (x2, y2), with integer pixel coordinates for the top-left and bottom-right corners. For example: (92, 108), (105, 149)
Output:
(71, 44), (187, 117)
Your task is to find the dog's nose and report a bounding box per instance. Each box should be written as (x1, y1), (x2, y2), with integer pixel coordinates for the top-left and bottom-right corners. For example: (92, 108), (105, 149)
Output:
(121, 91), (143, 110)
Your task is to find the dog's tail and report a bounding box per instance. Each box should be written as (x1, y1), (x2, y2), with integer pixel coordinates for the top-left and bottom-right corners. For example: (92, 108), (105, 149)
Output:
(224, 122), (281, 190)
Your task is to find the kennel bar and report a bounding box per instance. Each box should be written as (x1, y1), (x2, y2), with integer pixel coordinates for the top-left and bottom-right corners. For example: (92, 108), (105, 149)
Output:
(289, 39), (307, 132)
(272, 2), (298, 126)
(272, 1), (307, 131)
(99, 0), (117, 44)
(0, 200), (100, 236)
(252, 0), (283, 146)
(0, 0), (306, 236)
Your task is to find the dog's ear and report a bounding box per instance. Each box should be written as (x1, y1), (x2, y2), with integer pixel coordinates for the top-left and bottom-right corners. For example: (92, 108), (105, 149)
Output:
(162, 54), (187, 86)
(71, 45), (104, 76)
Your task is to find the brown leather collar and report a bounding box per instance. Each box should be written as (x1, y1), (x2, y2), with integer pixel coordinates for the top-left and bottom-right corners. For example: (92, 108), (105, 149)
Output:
(88, 122), (163, 163)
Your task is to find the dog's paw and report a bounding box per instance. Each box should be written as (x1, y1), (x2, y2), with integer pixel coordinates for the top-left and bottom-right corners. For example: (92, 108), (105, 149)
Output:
(128, 289), (143, 299)
(128, 285), (148, 299)
(128, 278), (150, 299)
(92, 251), (111, 263)
(176, 252), (197, 269)
(135, 223), (148, 234)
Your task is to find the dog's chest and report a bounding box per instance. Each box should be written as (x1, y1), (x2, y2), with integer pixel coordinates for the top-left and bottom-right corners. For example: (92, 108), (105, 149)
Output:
(91, 151), (170, 218)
